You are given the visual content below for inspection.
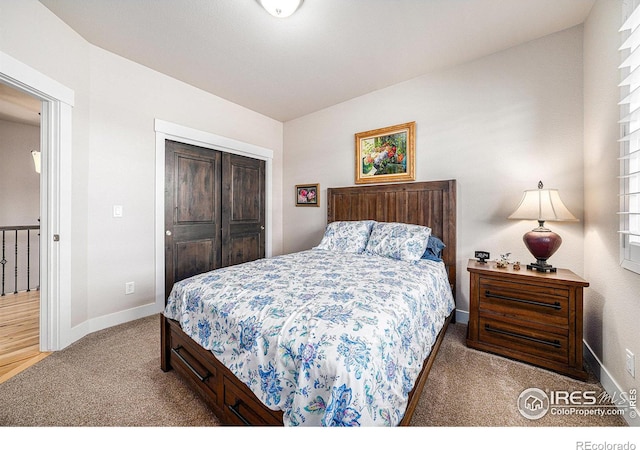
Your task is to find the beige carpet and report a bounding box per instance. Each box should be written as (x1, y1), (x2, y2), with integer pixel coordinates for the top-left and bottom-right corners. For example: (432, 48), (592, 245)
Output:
(0, 314), (628, 427)
(414, 322), (628, 427)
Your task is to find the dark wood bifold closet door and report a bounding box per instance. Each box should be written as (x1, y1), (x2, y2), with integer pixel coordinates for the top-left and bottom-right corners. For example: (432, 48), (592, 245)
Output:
(221, 153), (265, 267)
(165, 140), (222, 296)
(164, 141), (266, 299)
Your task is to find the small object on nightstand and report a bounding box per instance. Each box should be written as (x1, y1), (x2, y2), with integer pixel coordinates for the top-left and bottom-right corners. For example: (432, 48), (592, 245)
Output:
(495, 252), (511, 268)
(513, 261), (521, 270)
(475, 251), (490, 263)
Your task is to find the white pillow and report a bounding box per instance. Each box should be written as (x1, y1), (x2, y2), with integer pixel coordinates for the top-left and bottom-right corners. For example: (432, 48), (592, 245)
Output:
(365, 222), (431, 261)
(314, 220), (375, 253)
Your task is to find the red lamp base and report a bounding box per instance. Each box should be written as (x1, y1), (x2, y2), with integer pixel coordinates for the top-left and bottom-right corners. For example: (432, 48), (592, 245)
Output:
(522, 222), (562, 273)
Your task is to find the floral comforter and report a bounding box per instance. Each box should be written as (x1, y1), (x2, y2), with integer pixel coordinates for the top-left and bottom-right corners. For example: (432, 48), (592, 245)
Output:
(163, 249), (455, 426)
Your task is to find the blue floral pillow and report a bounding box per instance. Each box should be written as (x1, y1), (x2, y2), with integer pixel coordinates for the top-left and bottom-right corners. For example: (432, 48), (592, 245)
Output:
(365, 222), (432, 261)
(314, 220), (376, 253)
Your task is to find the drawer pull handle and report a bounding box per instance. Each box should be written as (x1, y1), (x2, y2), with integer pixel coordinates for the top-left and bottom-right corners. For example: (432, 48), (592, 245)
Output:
(228, 399), (251, 425)
(485, 324), (561, 348)
(485, 290), (561, 310)
(171, 346), (211, 382)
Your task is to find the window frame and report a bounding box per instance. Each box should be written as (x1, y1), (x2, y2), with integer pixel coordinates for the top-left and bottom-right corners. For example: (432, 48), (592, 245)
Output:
(619, 0), (640, 274)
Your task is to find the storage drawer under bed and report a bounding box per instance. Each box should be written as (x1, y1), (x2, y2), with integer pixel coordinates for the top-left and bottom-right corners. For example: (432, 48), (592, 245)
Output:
(223, 375), (282, 425)
(167, 324), (220, 406)
(164, 317), (284, 425)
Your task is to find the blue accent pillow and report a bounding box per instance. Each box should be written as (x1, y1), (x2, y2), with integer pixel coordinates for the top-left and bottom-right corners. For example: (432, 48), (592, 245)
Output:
(421, 235), (446, 262)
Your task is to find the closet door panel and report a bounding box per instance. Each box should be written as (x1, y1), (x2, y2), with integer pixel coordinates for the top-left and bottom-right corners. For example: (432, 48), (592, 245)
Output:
(174, 239), (215, 282)
(228, 234), (261, 267)
(175, 156), (216, 223)
(165, 141), (221, 298)
(222, 153), (265, 267)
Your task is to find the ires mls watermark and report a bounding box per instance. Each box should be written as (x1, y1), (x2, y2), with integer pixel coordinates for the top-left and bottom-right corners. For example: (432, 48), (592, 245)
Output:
(517, 387), (637, 420)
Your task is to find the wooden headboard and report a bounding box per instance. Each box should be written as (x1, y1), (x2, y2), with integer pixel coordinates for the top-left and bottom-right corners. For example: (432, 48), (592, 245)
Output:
(327, 180), (457, 299)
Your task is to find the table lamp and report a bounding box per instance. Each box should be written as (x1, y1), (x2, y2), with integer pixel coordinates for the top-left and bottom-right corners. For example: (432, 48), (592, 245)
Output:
(508, 181), (578, 272)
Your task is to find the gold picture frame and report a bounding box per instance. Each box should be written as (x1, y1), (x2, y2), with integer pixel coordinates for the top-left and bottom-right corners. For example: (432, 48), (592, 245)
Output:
(355, 121), (416, 184)
(295, 183), (320, 207)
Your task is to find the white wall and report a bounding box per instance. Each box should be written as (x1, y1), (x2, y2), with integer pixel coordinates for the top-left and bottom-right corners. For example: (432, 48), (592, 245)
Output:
(584, 0), (640, 418)
(283, 26), (586, 318)
(85, 46), (284, 321)
(0, 119), (40, 226)
(0, 0), (283, 339)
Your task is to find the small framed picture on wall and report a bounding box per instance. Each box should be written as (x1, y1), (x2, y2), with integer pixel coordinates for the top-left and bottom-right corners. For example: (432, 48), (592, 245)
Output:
(295, 183), (319, 207)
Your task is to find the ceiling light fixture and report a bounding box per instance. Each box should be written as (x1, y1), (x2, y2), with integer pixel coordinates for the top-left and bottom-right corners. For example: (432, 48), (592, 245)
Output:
(258, 0), (303, 18)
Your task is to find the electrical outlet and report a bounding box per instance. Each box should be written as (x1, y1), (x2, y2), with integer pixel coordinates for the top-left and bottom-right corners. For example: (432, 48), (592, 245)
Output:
(125, 281), (135, 295)
(626, 349), (635, 378)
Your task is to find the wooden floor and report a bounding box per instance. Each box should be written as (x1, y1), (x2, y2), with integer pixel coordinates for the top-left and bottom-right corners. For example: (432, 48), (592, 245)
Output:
(0, 290), (50, 384)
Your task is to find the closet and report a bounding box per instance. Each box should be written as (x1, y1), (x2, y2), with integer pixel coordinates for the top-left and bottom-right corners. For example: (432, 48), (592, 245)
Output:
(164, 140), (265, 296)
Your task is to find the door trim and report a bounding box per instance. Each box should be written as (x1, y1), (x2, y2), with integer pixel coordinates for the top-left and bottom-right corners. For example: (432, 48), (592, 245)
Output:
(0, 50), (75, 351)
(154, 119), (274, 309)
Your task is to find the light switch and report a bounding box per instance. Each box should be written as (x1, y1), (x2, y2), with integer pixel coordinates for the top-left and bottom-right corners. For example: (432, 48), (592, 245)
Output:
(113, 205), (123, 218)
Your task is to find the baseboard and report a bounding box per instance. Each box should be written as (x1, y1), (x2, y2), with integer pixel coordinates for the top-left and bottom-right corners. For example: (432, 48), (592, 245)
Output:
(583, 340), (639, 427)
(67, 302), (163, 348)
(455, 309), (469, 324)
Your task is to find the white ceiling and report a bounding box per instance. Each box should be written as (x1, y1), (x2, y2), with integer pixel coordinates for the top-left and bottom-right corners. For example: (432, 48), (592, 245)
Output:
(5, 0), (596, 124)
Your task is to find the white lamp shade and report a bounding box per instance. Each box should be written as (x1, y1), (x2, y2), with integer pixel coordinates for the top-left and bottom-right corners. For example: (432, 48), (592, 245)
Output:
(259, 0), (303, 18)
(508, 187), (578, 222)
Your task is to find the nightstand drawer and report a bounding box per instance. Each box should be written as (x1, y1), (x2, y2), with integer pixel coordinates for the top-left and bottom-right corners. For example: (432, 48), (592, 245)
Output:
(478, 317), (569, 364)
(479, 277), (569, 326)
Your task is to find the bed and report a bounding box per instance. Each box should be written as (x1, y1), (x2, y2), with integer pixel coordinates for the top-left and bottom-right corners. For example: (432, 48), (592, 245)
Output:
(161, 179), (457, 426)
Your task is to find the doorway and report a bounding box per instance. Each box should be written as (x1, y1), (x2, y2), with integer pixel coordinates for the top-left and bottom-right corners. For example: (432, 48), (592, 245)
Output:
(0, 84), (44, 381)
(1, 49), (75, 355)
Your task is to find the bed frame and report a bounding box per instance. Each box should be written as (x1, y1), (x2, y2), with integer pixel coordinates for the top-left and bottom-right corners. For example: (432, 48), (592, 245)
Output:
(161, 179), (457, 426)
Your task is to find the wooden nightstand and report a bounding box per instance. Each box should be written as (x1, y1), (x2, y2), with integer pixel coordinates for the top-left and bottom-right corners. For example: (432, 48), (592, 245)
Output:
(466, 259), (589, 380)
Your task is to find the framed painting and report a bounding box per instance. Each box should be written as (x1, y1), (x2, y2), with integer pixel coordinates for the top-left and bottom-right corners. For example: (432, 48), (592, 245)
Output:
(295, 183), (320, 207)
(355, 121), (416, 184)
